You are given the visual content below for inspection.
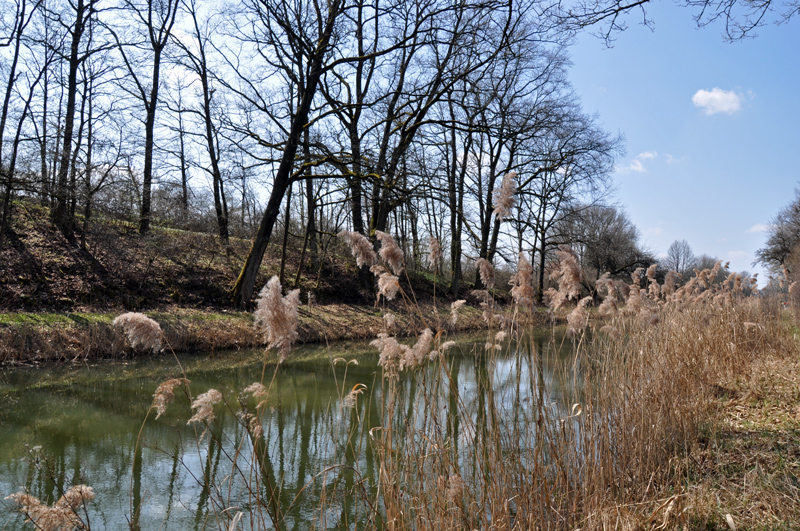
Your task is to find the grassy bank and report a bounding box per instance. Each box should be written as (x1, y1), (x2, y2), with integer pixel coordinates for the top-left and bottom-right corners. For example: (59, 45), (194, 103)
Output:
(0, 199), (500, 363)
(0, 302), (488, 363)
(684, 331), (800, 528)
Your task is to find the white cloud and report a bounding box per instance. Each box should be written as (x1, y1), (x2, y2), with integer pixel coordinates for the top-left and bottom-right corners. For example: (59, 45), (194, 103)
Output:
(746, 224), (772, 233)
(665, 154), (684, 165)
(645, 227), (662, 237)
(727, 250), (749, 262)
(692, 88), (744, 115)
(616, 152), (657, 173)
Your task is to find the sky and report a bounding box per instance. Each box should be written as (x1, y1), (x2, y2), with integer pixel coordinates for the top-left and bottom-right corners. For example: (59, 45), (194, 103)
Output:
(567, 2), (800, 284)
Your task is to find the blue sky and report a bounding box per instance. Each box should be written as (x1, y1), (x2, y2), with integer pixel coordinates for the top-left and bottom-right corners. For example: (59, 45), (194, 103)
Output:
(568, 2), (800, 284)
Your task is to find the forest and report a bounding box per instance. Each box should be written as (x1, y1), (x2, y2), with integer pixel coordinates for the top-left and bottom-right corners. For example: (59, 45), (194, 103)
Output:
(2, 0), (792, 311)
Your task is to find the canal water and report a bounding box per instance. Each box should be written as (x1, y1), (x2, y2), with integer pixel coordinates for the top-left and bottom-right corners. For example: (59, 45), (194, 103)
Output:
(0, 331), (577, 530)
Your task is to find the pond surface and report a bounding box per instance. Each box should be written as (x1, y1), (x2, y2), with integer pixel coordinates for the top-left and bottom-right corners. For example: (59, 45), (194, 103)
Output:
(0, 331), (577, 530)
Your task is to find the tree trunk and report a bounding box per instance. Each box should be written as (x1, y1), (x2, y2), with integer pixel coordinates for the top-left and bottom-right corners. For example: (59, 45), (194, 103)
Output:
(279, 183), (292, 285)
(139, 50), (162, 235)
(52, 0), (87, 236)
(231, 0), (342, 308)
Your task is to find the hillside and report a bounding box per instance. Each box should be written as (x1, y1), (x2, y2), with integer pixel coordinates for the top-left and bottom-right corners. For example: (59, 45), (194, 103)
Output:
(0, 200), (389, 312)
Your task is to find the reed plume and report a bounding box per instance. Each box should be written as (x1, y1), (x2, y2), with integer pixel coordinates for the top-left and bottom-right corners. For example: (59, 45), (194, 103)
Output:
(244, 382), (269, 401)
(428, 236), (442, 270)
(401, 328), (434, 371)
(343, 383), (367, 408)
(430, 340), (457, 360)
(377, 272), (401, 301)
(152, 378), (190, 419)
(6, 485), (95, 531)
(113, 312), (163, 352)
(450, 299), (466, 326)
(789, 281), (799, 310)
(371, 333), (405, 380)
(630, 266), (644, 287)
(376, 230), (405, 275)
(254, 276), (301, 362)
(646, 263), (658, 280)
(648, 276), (661, 300)
(493, 171), (517, 221)
(475, 257), (496, 289)
(187, 389), (223, 424)
(544, 247), (582, 310)
(384, 312), (397, 332)
(662, 270), (680, 299)
(596, 273), (619, 317)
(625, 283), (644, 314)
(485, 330), (507, 351)
(509, 253), (535, 308)
(567, 296), (592, 336)
(338, 230), (377, 268)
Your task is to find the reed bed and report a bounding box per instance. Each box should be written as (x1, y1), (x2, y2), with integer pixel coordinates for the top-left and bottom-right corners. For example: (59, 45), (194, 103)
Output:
(6, 242), (798, 530)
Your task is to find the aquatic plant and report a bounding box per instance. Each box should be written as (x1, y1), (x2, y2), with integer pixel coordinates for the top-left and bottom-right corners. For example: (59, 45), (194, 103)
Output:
(475, 257), (495, 289)
(492, 171), (517, 221)
(375, 230), (405, 275)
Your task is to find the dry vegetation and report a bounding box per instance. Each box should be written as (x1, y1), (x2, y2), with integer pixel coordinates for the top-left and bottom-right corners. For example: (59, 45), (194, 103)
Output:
(5, 215), (800, 529)
(0, 200), (487, 362)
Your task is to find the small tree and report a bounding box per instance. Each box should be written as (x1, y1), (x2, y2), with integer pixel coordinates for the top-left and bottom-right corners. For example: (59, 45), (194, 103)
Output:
(663, 239), (696, 277)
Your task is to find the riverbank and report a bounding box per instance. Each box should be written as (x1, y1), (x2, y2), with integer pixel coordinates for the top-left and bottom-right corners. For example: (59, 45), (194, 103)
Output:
(682, 345), (800, 528)
(0, 301), (495, 364)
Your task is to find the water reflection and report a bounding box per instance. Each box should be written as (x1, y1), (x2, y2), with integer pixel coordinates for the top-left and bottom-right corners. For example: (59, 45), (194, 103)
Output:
(0, 332), (577, 529)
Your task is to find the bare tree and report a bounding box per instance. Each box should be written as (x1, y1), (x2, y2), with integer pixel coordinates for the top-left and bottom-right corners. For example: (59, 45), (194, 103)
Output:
(49, 0), (106, 235)
(76, 48), (126, 249)
(546, 0), (799, 43)
(561, 204), (654, 284)
(0, 0), (42, 248)
(514, 104), (621, 303)
(111, 0), (181, 234)
(171, 0), (228, 242)
(663, 239), (697, 277)
(228, 0), (347, 308)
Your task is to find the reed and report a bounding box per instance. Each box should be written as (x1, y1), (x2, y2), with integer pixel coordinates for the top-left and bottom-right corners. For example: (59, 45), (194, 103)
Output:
(9, 243), (795, 530)
(136, 255), (792, 529)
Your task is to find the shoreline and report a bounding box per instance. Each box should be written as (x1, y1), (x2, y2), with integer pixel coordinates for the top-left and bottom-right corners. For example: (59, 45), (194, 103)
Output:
(0, 302), (496, 364)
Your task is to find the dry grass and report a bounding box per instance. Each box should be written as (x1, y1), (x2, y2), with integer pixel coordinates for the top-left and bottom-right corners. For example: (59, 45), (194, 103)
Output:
(8, 245), (799, 530)
(0, 303), (485, 363)
(682, 342), (800, 529)
(113, 255), (796, 530)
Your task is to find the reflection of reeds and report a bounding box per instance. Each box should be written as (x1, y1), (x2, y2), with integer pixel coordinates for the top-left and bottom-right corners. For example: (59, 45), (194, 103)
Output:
(6, 446), (96, 531)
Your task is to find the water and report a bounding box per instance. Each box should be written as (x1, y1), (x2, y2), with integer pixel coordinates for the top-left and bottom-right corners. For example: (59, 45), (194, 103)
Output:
(0, 332), (577, 530)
